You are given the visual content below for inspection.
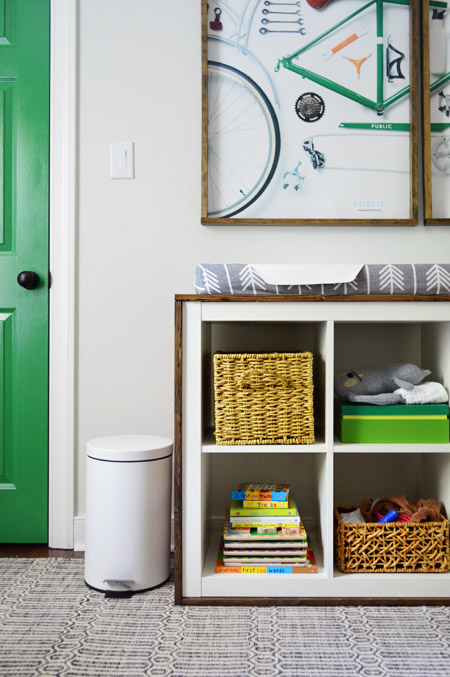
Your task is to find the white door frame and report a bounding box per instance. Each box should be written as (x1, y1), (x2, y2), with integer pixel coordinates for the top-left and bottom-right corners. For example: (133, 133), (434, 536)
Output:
(48, 0), (77, 548)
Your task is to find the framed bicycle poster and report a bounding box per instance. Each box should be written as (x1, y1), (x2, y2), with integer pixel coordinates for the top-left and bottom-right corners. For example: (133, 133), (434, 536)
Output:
(423, 0), (450, 225)
(201, 0), (419, 226)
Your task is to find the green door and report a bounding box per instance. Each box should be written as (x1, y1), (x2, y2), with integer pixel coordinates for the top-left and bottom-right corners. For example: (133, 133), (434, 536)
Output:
(0, 0), (49, 541)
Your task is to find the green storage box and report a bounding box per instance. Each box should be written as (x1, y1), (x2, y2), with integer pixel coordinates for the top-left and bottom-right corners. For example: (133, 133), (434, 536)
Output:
(337, 403), (450, 444)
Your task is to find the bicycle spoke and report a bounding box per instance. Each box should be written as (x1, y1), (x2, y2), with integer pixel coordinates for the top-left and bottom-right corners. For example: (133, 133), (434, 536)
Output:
(208, 75), (229, 125)
(209, 83), (247, 127)
(209, 147), (251, 198)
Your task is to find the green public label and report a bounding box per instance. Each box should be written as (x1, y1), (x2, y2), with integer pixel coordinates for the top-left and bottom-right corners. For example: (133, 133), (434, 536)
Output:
(339, 123), (410, 131)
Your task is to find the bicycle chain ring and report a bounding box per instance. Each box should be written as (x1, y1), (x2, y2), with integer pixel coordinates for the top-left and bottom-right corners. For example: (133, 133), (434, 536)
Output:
(295, 92), (325, 123)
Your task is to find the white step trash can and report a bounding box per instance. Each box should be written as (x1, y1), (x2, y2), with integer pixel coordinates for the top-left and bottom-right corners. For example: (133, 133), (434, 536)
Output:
(85, 434), (172, 597)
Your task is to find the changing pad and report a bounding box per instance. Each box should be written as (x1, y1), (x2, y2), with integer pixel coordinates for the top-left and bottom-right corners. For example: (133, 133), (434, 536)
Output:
(194, 264), (450, 296)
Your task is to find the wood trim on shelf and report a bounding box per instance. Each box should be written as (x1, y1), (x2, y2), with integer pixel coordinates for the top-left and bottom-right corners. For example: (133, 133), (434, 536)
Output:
(180, 596), (450, 607)
(174, 300), (183, 605)
(175, 294), (450, 303)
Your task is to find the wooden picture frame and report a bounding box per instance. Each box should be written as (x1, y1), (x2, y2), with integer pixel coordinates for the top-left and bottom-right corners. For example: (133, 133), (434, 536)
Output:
(423, 0), (450, 225)
(201, 0), (418, 226)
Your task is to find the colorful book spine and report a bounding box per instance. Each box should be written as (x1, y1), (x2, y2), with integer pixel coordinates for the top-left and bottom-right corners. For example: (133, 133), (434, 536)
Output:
(231, 483), (290, 501)
(243, 499), (288, 508)
(216, 539), (317, 574)
(217, 565), (317, 574)
(224, 541), (306, 549)
(223, 558), (307, 565)
(229, 513), (300, 525)
(224, 549), (307, 557)
(229, 521), (300, 529)
(229, 497), (297, 517)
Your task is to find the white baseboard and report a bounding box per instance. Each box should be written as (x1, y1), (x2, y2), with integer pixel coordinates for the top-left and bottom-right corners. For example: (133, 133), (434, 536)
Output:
(73, 516), (86, 551)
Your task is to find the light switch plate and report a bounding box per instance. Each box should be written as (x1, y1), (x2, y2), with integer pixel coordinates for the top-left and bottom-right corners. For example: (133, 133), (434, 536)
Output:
(110, 142), (134, 179)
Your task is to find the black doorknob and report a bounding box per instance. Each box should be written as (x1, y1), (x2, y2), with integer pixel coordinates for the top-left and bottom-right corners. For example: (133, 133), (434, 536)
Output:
(17, 271), (40, 290)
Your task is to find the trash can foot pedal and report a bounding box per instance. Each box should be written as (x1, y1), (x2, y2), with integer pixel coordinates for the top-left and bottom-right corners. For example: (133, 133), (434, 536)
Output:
(103, 579), (135, 598)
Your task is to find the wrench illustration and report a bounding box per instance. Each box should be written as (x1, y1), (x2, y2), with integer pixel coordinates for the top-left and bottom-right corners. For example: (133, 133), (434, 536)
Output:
(262, 8), (303, 14)
(260, 26), (307, 34)
(264, 1), (302, 5)
(261, 18), (304, 24)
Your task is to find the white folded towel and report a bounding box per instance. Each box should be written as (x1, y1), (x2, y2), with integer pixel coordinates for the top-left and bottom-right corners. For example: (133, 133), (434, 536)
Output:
(340, 508), (366, 524)
(394, 381), (449, 404)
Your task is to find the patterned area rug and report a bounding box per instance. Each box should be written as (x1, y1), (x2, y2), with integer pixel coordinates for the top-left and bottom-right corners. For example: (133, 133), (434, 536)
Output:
(1, 559), (450, 676)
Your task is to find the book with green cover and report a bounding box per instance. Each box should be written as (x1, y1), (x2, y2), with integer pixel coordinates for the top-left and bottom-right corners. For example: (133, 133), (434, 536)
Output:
(229, 497), (298, 517)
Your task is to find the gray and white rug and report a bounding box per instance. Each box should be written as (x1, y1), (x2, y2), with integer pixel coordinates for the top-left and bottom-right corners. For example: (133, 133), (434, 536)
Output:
(1, 558), (450, 676)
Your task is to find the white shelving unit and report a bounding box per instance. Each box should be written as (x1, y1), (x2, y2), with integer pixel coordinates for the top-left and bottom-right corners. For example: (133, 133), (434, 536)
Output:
(176, 297), (450, 604)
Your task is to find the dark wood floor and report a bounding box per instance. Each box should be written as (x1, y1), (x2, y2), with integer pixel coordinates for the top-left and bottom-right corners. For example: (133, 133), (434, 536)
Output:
(0, 544), (84, 558)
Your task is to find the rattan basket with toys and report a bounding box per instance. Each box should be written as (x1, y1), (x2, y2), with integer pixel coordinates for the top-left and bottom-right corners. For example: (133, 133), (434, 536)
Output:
(335, 505), (450, 573)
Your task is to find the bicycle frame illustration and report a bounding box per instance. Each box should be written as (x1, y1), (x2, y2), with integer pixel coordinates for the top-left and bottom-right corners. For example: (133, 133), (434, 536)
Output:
(276, 0), (447, 116)
(204, 0), (425, 221)
(276, 0), (406, 115)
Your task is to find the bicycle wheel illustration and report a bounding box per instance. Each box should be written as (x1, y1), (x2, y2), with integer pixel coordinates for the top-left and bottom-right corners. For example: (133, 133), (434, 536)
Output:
(207, 61), (280, 218)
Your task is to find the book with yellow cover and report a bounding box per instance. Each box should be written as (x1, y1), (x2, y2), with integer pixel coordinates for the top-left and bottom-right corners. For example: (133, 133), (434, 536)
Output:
(243, 499), (289, 509)
(230, 497), (297, 517)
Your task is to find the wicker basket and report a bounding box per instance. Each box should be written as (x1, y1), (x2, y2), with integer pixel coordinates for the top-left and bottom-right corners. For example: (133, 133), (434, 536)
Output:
(213, 351), (314, 445)
(335, 505), (450, 573)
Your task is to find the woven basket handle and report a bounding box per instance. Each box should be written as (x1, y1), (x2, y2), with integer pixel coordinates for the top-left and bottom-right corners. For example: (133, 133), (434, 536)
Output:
(237, 368), (292, 390)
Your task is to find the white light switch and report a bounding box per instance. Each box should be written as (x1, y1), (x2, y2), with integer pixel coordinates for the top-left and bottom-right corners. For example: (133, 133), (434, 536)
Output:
(110, 142), (134, 179)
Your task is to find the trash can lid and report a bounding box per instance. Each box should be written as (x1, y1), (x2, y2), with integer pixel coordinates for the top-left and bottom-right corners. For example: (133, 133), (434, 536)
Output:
(87, 435), (173, 462)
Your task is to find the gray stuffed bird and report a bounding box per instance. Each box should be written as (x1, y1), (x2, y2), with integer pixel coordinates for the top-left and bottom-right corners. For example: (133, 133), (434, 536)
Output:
(334, 363), (431, 405)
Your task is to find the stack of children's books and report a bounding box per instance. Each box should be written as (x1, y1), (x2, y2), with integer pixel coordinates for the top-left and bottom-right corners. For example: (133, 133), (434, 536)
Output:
(216, 483), (317, 574)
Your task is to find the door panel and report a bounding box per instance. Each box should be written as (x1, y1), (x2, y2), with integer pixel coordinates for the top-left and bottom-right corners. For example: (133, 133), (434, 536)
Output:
(0, 85), (13, 249)
(0, 0), (49, 541)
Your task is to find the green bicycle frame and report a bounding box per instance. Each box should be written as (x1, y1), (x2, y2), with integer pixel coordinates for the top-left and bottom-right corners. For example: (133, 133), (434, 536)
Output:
(275, 0), (447, 115)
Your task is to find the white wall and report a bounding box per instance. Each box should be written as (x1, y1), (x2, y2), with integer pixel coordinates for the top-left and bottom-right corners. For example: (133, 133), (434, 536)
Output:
(76, 0), (450, 519)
